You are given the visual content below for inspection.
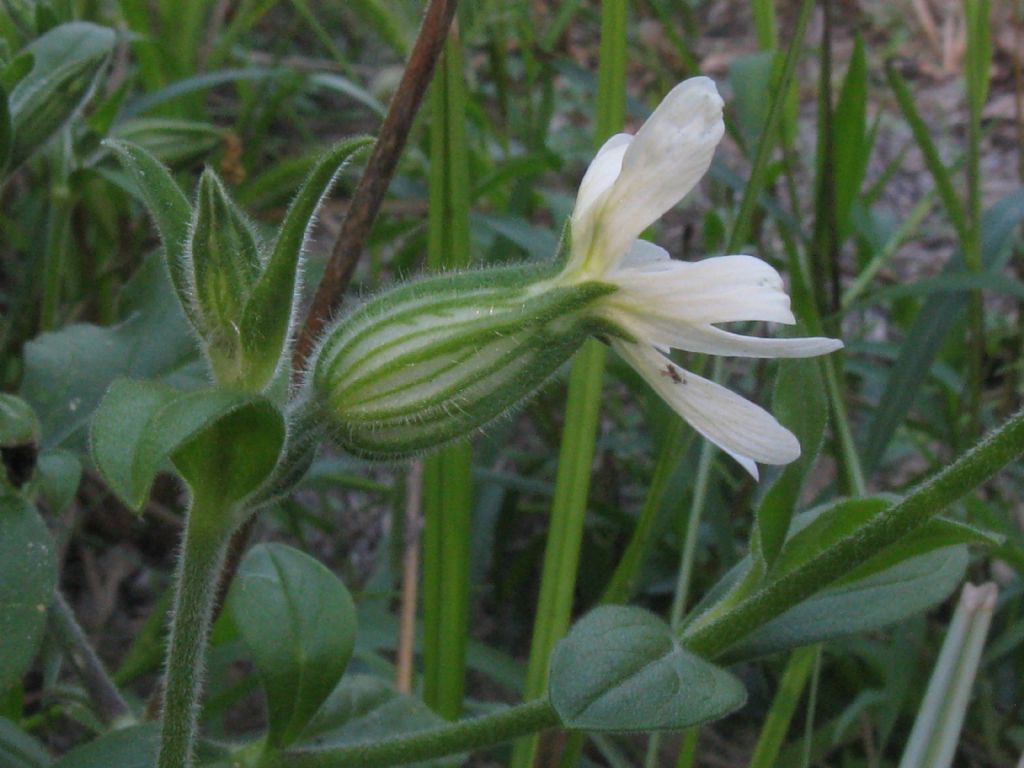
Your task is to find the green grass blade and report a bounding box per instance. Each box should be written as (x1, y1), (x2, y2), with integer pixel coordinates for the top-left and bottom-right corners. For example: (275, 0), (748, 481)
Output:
(751, 0), (777, 50)
(747, 646), (818, 768)
(421, 27), (473, 721)
(863, 189), (1024, 473)
(898, 583), (997, 768)
(885, 63), (969, 244)
(509, 5), (627, 765)
(601, 419), (685, 604)
(727, 0), (813, 253)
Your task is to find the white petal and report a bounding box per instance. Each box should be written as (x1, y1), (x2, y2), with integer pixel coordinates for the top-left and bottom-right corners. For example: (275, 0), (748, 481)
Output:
(607, 311), (843, 358)
(608, 254), (797, 325)
(568, 134), (631, 272)
(613, 341), (800, 477)
(599, 77), (725, 260)
(573, 133), (631, 225)
(621, 239), (673, 270)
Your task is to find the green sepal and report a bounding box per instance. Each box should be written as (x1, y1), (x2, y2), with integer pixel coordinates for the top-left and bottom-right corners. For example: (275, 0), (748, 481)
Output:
(6, 22), (115, 168)
(188, 168), (263, 385)
(90, 378), (285, 513)
(549, 606), (746, 731)
(238, 135), (371, 392)
(227, 543), (357, 748)
(103, 139), (198, 329)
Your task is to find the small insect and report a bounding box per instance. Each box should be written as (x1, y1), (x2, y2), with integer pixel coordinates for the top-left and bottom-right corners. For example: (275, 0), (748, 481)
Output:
(660, 364), (683, 384)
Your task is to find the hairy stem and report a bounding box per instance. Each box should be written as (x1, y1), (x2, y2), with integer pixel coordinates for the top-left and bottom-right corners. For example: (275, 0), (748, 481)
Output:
(684, 407), (1024, 657)
(157, 500), (234, 768)
(272, 699), (557, 768)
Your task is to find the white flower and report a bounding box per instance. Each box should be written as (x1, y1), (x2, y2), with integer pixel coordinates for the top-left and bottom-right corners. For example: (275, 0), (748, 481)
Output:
(556, 76), (843, 479)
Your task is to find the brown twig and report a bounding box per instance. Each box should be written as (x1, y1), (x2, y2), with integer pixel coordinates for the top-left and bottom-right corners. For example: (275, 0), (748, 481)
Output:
(292, 0), (459, 372)
(395, 460), (425, 693)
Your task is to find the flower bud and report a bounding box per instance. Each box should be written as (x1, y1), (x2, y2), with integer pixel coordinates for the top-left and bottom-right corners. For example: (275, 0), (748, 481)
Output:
(311, 265), (615, 459)
(187, 168), (264, 385)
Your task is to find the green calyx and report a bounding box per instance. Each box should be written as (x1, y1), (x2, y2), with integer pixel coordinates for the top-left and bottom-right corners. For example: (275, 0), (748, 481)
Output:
(188, 168), (264, 385)
(311, 264), (619, 459)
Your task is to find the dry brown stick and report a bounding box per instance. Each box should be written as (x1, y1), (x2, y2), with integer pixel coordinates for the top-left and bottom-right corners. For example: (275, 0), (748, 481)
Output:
(395, 460), (425, 693)
(293, 0), (459, 372)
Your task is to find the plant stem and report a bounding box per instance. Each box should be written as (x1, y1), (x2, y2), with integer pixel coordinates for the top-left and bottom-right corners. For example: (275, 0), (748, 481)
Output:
(963, 0), (991, 435)
(157, 500), (234, 768)
(48, 591), (131, 724)
(684, 407), (1024, 658)
(275, 699), (558, 768)
(747, 646), (818, 768)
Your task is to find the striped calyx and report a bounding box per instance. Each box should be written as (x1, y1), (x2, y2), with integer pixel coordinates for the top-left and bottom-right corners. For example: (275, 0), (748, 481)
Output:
(311, 264), (616, 459)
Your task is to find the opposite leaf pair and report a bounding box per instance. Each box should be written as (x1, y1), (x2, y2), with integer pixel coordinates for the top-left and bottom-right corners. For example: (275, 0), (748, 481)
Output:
(106, 136), (371, 393)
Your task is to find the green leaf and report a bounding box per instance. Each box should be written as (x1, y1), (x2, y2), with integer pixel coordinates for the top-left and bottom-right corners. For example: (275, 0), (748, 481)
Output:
(0, 394), (39, 446)
(0, 86), (10, 175)
(36, 449), (81, 514)
(754, 356), (827, 567)
(172, 395), (286, 506)
(726, 545), (967, 660)
(729, 51), (776, 150)
(103, 139), (198, 329)
(832, 36), (869, 240)
(837, 517), (1001, 587)
(885, 63), (967, 243)
(0, 53), (34, 94)
(110, 117), (224, 166)
(0, 495), (57, 692)
(90, 379), (285, 511)
(228, 543), (357, 748)
(239, 136), (370, 391)
(690, 501), (991, 661)
(50, 723), (158, 768)
(548, 606), (746, 731)
(7, 22), (115, 168)
(21, 251), (200, 452)
(0, 394), (39, 491)
(772, 496), (893, 579)
(295, 674), (449, 761)
(189, 168), (263, 382)
(0, 716), (49, 768)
